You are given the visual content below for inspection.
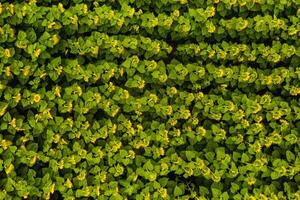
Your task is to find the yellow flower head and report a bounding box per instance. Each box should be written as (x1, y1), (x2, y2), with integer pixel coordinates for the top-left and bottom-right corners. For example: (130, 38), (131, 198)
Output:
(33, 94), (41, 103)
(65, 179), (73, 188)
(53, 34), (60, 45)
(5, 49), (11, 58)
(5, 163), (14, 174)
(5, 67), (12, 77)
(34, 48), (41, 58)
(58, 3), (65, 13)
(172, 10), (180, 18)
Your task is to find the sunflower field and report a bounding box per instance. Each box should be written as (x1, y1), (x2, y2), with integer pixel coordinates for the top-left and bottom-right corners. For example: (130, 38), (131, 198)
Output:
(0, 0), (300, 199)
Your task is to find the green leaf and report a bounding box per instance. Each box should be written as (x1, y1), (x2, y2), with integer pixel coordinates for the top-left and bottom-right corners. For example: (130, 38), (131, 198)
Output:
(185, 151), (196, 161)
(143, 160), (154, 171)
(205, 152), (215, 162)
(174, 185), (184, 197)
(286, 150), (295, 162)
(158, 178), (169, 187)
(271, 171), (281, 180)
(216, 147), (225, 160)
(241, 153), (250, 163)
(230, 183), (240, 193)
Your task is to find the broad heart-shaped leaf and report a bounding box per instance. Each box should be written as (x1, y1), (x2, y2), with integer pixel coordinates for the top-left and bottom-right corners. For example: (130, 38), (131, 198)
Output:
(158, 177), (169, 187)
(230, 182), (240, 193)
(286, 150), (295, 162)
(220, 192), (229, 200)
(174, 185), (184, 197)
(185, 151), (196, 161)
(17, 31), (27, 41)
(41, 173), (51, 186)
(2, 112), (11, 122)
(205, 152), (215, 162)
(5, 178), (15, 192)
(215, 147), (226, 160)
(271, 171), (281, 180)
(241, 153), (250, 163)
(143, 160), (154, 171)
(211, 187), (222, 198)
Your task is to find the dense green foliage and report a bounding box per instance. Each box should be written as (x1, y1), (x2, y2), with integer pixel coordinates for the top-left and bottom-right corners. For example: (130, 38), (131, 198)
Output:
(0, 0), (300, 199)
